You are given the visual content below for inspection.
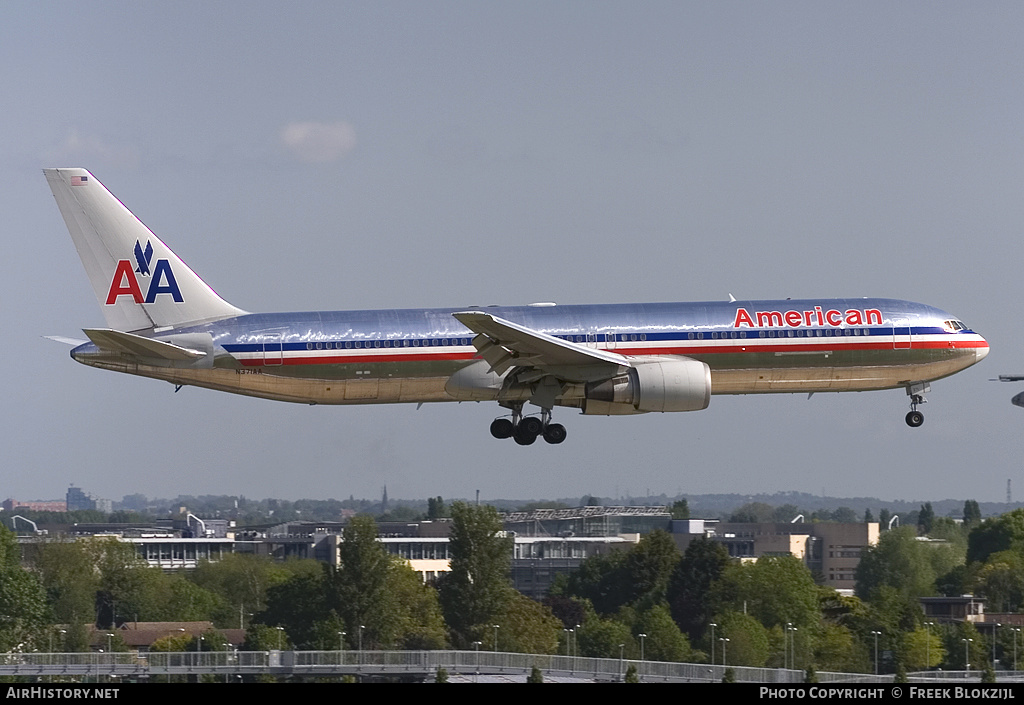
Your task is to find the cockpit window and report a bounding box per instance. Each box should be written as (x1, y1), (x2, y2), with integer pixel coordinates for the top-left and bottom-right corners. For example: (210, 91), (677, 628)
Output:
(943, 320), (968, 332)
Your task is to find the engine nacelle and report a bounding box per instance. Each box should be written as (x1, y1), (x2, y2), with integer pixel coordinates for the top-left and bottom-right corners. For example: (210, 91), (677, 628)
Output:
(584, 357), (711, 414)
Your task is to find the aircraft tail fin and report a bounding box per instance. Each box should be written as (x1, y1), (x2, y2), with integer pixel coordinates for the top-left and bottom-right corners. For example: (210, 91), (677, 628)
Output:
(44, 168), (246, 332)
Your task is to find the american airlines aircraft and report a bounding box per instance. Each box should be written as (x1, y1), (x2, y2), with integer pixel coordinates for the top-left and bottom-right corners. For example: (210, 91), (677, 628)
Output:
(46, 168), (989, 445)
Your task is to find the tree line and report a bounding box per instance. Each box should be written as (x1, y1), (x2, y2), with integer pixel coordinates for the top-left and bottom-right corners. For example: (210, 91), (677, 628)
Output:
(5, 497), (1024, 676)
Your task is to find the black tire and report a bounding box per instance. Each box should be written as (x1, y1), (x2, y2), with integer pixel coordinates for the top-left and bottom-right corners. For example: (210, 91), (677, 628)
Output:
(514, 429), (537, 445)
(543, 423), (567, 444)
(905, 410), (924, 428)
(519, 416), (543, 437)
(490, 418), (514, 439)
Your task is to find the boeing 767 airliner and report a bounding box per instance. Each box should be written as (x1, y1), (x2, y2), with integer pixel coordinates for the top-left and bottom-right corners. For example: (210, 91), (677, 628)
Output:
(45, 168), (989, 445)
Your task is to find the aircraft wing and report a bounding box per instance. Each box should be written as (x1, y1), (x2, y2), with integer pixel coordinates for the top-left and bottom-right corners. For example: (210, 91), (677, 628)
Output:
(83, 328), (207, 361)
(452, 311), (630, 379)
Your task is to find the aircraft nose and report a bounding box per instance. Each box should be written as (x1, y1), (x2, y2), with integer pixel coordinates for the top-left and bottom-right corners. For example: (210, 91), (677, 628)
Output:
(976, 338), (990, 362)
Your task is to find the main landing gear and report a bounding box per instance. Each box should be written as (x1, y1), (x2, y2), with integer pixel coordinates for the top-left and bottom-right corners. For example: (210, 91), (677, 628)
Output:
(904, 382), (930, 428)
(490, 404), (566, 445)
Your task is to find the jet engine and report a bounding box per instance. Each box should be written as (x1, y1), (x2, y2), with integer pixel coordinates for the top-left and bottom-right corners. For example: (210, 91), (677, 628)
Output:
(582, 357), (711, 414)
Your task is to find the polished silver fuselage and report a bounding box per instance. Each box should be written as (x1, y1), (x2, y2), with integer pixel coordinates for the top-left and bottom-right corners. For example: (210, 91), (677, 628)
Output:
(70, 297), (988, 409)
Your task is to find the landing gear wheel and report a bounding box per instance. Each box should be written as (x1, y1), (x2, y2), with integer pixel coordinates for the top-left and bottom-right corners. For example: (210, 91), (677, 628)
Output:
(514, 428), (538, 445)
(905, 410), (924, 428)
(543, 423), (567, 444)
(490, 418), (514, 439)
(519, 416), (543, 437)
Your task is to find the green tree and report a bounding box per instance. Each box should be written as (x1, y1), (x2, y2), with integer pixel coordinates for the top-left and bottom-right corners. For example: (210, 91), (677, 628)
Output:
(189, 553), (294, 628)
(260, 570), (328, 648)
(667, 536), (731, 641)
(438, 502), (513, 647)
(622, 530), (680, 605)
(903, 626), (944, 670)
(151, 575), (224, 623)
(972, 550), (1024, 612)
(87, 537), (164, 626)
(576, 611), (636, 659)
(773, 504), (801, 523)
(729, 502), (774, 523)
(715, 610), (769, 667)
(384, 558), (448, 649)
(631, 603), (690, 662)
(670, 499), (690, 520)
(243, 622), (291, 651)
(495, 591), (562, 654)
(856, 526), (938, 602)
(833, 507), (858, 524)
(715, 555), (821, 632)
(964, 500), (982, 529)
(427, 497), (447, 519)
(326, 515), (393, 648)
(562, 531), (680, 615)
(814, 623), (869, 673)
(34, 539), (99, 635)
(0, 526), (46, 651)
(562, 550), (629, 616)
(879, 509), (892, 531)
(918, 503), (935, 534)
(150, 632), (192, 652)
(940, 621), (984, 670)
(968, 509), (1024, 565)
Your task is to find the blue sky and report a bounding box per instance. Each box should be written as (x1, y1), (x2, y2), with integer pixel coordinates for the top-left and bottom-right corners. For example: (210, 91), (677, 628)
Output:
(4, 2), (1023, 505)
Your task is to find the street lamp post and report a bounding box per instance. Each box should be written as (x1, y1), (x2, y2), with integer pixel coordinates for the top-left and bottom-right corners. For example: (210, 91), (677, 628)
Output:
(709, 623), (717, 668)
(473, 641), (482, 683)
(963, 638), (973, 672)
(924, 622), (934, 670)
(871, 631), (881, 675)
(338, 631), (345, 665)
(785, 622), (791, 670)
(719, 637), (730, 667)
(493, 624), (500, 652)
(786, 625), (798, 672)
(993, 624), (1001, 671)
(1013, 628), (1021, 673)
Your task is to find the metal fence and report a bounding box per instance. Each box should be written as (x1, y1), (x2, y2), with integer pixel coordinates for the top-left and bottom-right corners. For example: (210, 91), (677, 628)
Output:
(0, 650), (1003, 682)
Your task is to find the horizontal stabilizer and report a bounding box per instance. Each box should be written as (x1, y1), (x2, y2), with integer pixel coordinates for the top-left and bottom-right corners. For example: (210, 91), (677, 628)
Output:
(43, 335), (88, 346)
(83, 328), (206, 361)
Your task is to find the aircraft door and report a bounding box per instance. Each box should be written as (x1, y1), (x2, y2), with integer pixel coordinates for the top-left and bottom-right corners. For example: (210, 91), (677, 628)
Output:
(260, 330), (286, 366)
(892, 318), (911, 350)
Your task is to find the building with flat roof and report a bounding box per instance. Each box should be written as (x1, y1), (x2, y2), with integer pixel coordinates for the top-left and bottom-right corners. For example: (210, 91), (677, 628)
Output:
(670, 518), (879, 591)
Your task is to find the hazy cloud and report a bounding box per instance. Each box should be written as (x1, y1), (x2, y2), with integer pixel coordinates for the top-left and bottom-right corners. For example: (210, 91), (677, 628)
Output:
(280, 121), (357, 163)
(45, 129), (139, 169)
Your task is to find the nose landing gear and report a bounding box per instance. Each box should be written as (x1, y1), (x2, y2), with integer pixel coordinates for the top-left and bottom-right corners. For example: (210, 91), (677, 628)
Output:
(904, 382), (930, 428)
